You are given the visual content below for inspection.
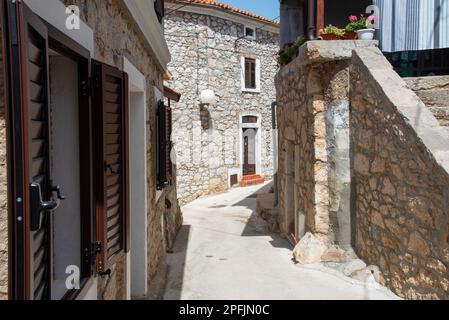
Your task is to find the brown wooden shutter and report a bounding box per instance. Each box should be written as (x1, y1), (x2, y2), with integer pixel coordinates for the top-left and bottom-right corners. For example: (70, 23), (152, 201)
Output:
(250, 60), (256, 88)
(4, 1), (52, 300)
(245, 58), (251, 88)
(157, 101), (167, 189)
(244, 58), (256, 89)
(165, 105), (173, 184)
(92, 60), (129, 272)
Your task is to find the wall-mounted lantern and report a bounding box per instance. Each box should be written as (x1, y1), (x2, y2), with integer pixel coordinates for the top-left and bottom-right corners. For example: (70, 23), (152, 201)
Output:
(199, 89), (217, 105)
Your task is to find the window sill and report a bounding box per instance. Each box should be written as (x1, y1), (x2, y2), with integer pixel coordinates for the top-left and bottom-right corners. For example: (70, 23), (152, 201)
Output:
(242, 88), (261, 94)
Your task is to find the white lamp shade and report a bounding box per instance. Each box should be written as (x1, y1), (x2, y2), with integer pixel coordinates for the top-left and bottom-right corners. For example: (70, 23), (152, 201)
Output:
(199, 89), (217, 105)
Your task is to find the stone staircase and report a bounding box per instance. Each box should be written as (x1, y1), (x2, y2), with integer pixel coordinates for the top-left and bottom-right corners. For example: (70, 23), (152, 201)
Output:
(405, 76), (449, 128)
(239, 174), (265, 187)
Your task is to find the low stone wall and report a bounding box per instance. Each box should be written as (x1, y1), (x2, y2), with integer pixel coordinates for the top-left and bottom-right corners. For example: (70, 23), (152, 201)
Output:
(405, 76), (449, 128)
(350, 47), (449, 299)
(275, 40), (377, 245)
(0, 22), (8, 300)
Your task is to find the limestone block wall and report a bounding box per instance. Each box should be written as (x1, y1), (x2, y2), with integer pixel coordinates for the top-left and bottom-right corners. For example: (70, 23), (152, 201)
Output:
(275, 41), (377, 246)
(0, 22), (8, 300)
(165, 10), (279, 205)
(405, 76), (449, 128)
(351, 47), (449, 300)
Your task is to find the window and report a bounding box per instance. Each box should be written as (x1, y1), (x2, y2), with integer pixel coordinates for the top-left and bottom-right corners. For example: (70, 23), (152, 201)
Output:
(242, 116), (258, 124)
(156, 101), (173, 190)
(241, 57), (260, 92)
(245, 26), (256, 40)
(245, 58), (256, 89)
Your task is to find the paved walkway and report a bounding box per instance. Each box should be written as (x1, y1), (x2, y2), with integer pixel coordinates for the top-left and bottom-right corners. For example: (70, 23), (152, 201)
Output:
(163, 183), (400, 300)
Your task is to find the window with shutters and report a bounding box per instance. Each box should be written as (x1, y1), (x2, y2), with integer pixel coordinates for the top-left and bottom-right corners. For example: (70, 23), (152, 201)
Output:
(241, 57), (260, 92)
(156, 101), (173, 190)
(3, 0), (95, 299)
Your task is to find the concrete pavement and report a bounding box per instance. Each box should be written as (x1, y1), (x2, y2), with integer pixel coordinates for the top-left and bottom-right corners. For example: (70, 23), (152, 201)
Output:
(163, 183), (400, 300)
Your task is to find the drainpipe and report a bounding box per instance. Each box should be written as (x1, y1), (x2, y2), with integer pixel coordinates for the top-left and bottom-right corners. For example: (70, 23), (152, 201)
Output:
(271, 102), (279, 206)
(307, 0), (317, 40)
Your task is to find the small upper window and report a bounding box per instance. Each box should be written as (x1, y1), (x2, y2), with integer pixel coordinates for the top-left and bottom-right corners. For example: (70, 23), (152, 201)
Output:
(245, 26), (256, 40)
(242, 116), (258, 124)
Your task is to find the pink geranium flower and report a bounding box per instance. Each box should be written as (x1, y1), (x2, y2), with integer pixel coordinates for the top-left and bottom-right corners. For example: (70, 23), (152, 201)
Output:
(368, 15), (376, 23)
(349, 15), (358, 22)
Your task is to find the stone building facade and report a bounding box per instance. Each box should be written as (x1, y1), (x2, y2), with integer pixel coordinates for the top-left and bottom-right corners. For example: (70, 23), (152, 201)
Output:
(274, 40), (449, 299)
(164, 0), (280, 205)
(0, 0), (181, 300)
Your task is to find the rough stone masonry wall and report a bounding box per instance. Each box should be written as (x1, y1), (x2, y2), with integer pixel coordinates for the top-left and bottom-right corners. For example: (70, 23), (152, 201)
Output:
(0, 21), (8, 300)
(405, 76), (449, 128)
(65, 0), (181, 299)
(351, 47), (449, 300)
(165, 10), (279, 205)
(275, 41), (376, 246)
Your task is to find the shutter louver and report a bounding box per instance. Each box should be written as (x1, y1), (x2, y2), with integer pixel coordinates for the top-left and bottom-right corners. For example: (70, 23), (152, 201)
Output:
(92, 61), (129, 272)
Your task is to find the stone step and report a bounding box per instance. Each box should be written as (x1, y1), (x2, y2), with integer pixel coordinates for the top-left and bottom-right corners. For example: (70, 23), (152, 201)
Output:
(242, 174), (263, 181)
(240, 176), (265, 187)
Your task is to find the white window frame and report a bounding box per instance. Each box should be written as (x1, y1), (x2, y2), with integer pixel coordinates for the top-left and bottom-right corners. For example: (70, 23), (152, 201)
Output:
(244, 25), (256, 40)
(241, 56), (261, 93)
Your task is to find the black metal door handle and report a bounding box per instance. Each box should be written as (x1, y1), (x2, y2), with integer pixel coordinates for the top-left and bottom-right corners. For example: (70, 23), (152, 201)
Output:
(30, 183), (61, 231)
(51, 184), (66, 200)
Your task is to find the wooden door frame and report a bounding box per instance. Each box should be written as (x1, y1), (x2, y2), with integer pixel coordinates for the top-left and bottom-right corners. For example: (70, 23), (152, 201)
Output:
(2, 0), (93, 299)
(46, 23), (94, 300)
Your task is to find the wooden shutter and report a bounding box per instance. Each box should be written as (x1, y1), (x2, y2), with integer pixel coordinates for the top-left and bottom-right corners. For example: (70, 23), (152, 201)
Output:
(4, 1), (52, 299)
(92, 60), (129, 272)
(244, 58), (256, 89)
(250, 60), (256, 88)
(165, 105), (173, 184)
(157, 101), (167, 189)
(245, 58), (251, 88)
(156, 101), (173, 188)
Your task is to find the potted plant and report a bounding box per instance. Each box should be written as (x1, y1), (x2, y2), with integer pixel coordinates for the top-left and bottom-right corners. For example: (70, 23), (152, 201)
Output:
(346, 14), (376, 40)
(344, 15), (360, 39)
(276, 37), (308, 67)
(319, 25), (346, 40)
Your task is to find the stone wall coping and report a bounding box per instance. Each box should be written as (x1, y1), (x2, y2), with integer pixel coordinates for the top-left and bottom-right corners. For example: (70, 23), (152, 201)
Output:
(275, 40), (378, 81)
(353, 47), (449, 174)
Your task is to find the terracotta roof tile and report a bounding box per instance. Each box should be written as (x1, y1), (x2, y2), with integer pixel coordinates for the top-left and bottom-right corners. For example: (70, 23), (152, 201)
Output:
(172, 0), (279, 25)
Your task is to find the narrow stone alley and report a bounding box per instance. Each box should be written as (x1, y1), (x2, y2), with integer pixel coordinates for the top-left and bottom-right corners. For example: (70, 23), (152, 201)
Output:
(163, 183), (400, 300)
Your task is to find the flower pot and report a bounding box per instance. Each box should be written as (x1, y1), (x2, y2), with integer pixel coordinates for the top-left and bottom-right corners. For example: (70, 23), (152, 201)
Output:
(356, 28), (375, 40)
(320, 34), (342, 40)
(344, 31), (358, 40)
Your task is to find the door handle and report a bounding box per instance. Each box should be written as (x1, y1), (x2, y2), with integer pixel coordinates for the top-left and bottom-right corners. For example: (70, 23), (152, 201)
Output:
(30, 183), (61, 231)
(51, 184), (66, 200)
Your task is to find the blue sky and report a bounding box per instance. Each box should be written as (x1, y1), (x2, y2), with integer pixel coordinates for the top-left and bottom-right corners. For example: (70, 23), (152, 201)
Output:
(218, 0), (280, 21)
